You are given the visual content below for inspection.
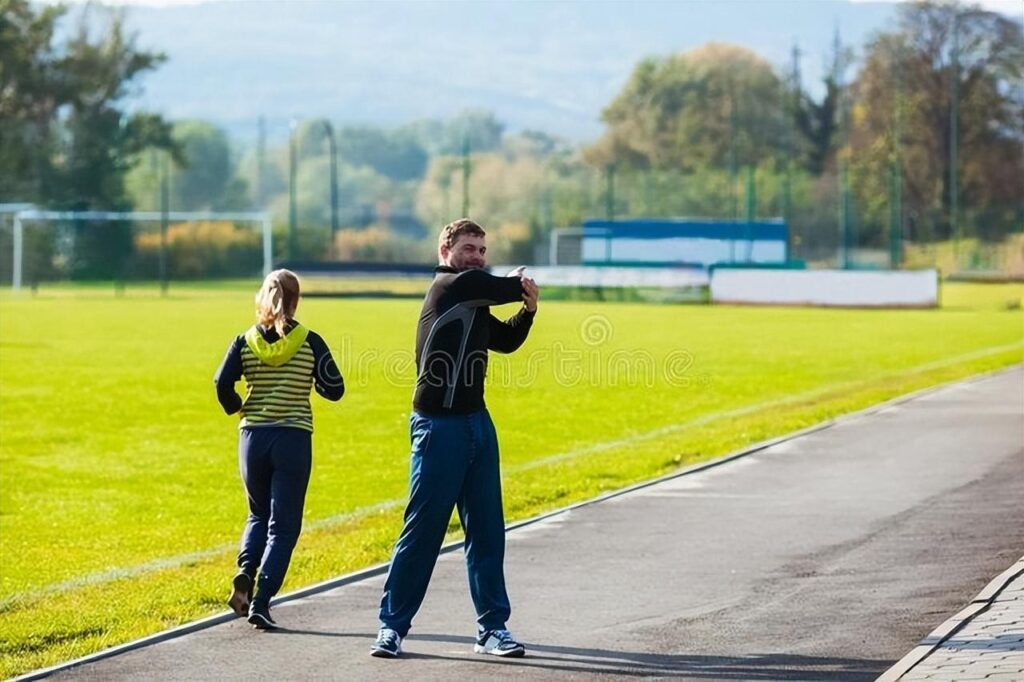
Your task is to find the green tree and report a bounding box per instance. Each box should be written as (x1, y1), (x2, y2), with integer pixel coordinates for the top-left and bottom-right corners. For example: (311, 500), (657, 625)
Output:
(0, 1), (176, 279)
(588, 43), (787, 172)
(794, 32), (853, 175)
(50, 8), (175, 210)
(169, 121), (248, 210)
(401, 109), (504, 156)
(0, 0), (64, 202)
(334, 126), (428, 181)
(127, 121), (249, 212)
(57, 8), (176, 278)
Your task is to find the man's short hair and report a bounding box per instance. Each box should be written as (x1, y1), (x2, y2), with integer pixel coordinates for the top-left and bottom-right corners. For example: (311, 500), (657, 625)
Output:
(439, 218), (486, 251)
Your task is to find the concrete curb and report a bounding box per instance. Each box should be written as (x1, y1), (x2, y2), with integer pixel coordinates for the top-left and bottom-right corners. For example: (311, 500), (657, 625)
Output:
(15, 364), (1022, 681)
(877, 556), (1024, 682)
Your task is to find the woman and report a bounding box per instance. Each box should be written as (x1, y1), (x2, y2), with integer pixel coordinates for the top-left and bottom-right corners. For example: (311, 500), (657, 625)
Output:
(214, 269), (344, 628)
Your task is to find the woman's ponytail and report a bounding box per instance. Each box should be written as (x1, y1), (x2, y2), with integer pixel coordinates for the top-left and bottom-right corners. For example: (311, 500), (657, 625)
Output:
(255, 269), (300, 337)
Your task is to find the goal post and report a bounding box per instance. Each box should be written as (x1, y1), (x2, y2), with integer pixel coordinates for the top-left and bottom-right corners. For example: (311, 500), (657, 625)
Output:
(9, 208), (272, 291)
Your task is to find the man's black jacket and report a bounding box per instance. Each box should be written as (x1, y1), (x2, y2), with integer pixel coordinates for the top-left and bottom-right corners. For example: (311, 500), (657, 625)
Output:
(413, 266), (535, 414)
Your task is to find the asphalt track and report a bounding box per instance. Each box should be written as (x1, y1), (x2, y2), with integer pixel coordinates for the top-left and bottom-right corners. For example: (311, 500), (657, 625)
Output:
(45, 367), (1024, 680)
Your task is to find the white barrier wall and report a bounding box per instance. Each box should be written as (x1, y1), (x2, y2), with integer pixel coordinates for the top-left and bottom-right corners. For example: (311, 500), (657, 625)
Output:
(496, 265), (709, 289)
(710, 268), (939, 308)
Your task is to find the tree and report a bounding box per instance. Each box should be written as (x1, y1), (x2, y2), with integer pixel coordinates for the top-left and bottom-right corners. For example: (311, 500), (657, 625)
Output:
(588, 43), (787, 172)
(401, 109), (504, 156)
(0, 1), (176, 278)
(50, 7), (176, 210)
(794, 31), (854, 175)
(504, 130), (565, 158)
(849, 1), (1024, 242)
(168, 121), (248, 210)
(57, 7), (176, 278)
(334, 126), (428, 181)
(0, 1), (175, 208)
(0, 0), (64, 202)
(126, 121), (249, 212)
(446, 109), (504, 155)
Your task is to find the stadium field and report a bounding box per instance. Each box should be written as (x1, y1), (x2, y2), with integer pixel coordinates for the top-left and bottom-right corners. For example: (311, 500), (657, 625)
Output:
(0, 281), (1021, 677)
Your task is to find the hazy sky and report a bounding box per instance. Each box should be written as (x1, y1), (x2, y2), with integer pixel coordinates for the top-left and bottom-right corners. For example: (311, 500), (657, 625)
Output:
(43, 0), (1024, 14)
(851, 0), (1021, 14)
(34, 0), (1023, 141)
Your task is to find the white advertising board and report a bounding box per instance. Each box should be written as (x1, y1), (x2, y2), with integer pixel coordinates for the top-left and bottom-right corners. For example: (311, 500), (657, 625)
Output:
(710, 269), (939, 308)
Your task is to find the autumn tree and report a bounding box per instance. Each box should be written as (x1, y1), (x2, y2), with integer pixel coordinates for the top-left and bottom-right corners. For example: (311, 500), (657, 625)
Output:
(849, 1), (1023, 242)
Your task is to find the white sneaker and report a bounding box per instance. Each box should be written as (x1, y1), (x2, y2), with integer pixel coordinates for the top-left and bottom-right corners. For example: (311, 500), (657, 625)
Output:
(474, 629), (526, 657)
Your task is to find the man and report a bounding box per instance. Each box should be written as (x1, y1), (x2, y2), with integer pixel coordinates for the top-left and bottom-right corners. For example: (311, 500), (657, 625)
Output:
(371, 218), (539, 659)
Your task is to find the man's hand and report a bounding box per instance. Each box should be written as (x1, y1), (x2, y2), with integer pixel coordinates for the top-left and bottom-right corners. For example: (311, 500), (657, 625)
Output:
(521, 276), (539, 313)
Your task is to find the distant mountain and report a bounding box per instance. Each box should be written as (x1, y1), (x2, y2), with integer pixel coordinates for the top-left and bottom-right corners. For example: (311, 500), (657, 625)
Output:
(92, 0), (898, 144)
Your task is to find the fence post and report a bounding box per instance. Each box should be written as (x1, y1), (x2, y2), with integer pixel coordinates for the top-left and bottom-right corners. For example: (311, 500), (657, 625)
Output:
(262, 217), (273, 277)
(13, 215), (23, 292)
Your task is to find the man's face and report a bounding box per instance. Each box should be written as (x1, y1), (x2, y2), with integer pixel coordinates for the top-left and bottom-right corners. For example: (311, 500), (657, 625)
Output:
(442, 234), (487, 271)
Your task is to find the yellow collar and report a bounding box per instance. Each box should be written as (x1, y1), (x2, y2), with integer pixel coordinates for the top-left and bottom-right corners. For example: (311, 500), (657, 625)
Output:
(244, 323), (309, 366)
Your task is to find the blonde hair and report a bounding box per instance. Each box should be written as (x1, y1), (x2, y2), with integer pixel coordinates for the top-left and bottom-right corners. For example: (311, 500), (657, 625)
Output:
(255, 269), (300, 338)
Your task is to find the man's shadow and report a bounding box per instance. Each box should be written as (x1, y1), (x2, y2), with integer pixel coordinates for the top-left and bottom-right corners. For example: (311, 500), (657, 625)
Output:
(396, 633), (890, 680)
(260, 629), (890, 679)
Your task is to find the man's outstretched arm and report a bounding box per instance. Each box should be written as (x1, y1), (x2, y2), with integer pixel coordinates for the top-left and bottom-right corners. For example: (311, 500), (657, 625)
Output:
(450, 268), (525, 306)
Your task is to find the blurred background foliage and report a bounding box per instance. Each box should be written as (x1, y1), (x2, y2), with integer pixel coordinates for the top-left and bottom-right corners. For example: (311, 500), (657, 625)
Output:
(1, 0), (1021, 278)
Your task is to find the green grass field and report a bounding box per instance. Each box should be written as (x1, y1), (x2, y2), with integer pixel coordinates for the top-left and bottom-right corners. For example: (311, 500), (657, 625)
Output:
(0, 281), (1022, 677)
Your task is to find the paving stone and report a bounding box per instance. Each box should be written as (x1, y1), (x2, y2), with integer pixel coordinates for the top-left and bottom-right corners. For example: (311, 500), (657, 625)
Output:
(898, 565), (1024, 680)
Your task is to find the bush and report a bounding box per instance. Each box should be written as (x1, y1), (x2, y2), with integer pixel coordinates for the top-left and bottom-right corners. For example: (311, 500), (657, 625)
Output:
(134, 221), (262, 279)
(333, 225), (434, 263)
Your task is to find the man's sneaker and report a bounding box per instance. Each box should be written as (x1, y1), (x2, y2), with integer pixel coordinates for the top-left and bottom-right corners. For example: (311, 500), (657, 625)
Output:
(474, 629), (526, 657)
(247, 601), (278, 630)
(370, 628), (402, 658)
(227, 573), (253, 617)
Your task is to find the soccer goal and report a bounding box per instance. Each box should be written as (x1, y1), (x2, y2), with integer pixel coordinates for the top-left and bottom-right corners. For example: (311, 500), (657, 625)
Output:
(4, 207), (272, 292)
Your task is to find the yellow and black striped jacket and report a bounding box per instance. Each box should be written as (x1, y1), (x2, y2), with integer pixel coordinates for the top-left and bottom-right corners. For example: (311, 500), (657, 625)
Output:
(214, 321), (344, 432)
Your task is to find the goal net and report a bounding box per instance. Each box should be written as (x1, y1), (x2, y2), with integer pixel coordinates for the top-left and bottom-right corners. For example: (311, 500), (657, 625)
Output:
(1, 208), (272, 292)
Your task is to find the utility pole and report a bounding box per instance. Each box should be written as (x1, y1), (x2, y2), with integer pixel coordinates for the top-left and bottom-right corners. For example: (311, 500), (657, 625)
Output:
(149, 149), (159, 212)
(728, 82), (738, 263)
(605, 163), (616, 223)
(256, 116), (266, 209)
(834, 27), (852, 269)
(461, 135), (471, 217)
(442, 170), (451, 224)
(890, 44), (904, 270)
(745, 165), (756, 223)
(728, 84), (738, 222)
(950, 12), (961, 271)
(745, 165), (756, 262)
(160, 152), (170, 294)
(321, 121), (339, 259)
(644, 169), (653, 216)
(785, 41), (801, 254)
(288, 119), (298, 261)
(840, 166), (852, 269)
